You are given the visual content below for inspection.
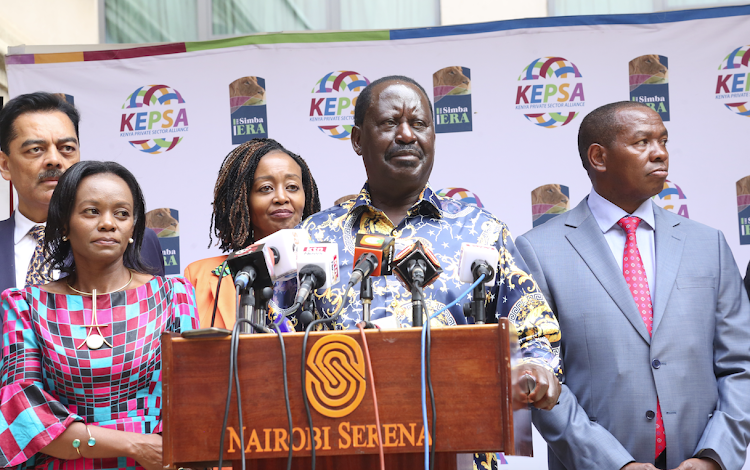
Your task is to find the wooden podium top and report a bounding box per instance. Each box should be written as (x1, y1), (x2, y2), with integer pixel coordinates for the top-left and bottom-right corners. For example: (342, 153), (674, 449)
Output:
(162, 320), (518, 468)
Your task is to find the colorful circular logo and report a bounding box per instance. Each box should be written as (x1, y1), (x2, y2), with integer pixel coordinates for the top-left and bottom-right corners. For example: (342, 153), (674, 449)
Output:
(119, 85), (188, 154)
(652, 180), (689, 218)
(308, 71), (369, 140)
(514, 57), (585, 128)
(305, 334), (366, 418)
(436, 187), (483, 207)
(716, 45), (750, 117)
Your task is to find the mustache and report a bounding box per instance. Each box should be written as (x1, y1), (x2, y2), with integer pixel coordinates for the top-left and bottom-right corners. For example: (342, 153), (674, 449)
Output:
(38, 169), (64, 181)
(384, 144), (425, 160)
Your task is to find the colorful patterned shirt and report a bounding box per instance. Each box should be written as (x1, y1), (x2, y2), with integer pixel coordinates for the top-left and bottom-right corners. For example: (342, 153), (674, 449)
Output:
(0, 276), (199, 470)
(301, 184), (561, 376)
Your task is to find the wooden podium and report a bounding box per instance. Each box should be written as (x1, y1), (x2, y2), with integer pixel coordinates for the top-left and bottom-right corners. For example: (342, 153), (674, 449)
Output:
(162, 320), (529, 469)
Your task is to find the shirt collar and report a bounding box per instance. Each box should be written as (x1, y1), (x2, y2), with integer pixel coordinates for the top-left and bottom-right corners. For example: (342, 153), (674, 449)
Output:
(349, 182), (442, 219)
(14, 210), (45, 245)
(587, 187), (655, 233)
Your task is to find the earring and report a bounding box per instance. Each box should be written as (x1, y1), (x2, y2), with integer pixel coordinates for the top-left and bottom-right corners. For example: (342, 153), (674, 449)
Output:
(128, 238), (134, 244)
(62, 235), (68, 241)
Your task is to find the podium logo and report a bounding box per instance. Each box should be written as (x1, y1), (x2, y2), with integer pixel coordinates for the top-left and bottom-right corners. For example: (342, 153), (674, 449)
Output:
(309, 71), (370, 140)
(119, 85), (188, 154)
(515, 57), (585, 128)
(306, 335), (366, 418)
(435, 187), (483, 208)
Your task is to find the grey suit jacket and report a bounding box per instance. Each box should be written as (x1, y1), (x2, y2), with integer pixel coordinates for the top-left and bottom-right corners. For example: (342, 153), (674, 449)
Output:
(516, 198), (750, 470)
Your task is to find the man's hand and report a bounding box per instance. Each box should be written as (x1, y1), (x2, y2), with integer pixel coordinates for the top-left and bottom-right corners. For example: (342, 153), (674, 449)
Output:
(621, 463), (658, 470)
(512, 363), (560, 410)
(671, 458), (721, 470)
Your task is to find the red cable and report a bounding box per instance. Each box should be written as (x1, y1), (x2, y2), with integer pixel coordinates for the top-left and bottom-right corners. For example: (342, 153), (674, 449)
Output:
(358, 322), (385, 470)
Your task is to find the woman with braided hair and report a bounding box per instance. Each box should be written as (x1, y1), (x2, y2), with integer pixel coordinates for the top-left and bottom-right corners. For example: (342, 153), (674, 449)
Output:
(184, 138), (320, 329)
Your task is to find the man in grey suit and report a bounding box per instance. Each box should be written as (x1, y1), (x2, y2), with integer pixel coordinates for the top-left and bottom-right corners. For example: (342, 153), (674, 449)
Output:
(516, 101), (750, 470)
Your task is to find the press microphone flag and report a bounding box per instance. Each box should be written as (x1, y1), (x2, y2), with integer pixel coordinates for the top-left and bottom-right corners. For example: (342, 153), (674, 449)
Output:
(353, 233), (395, 277)
(458, 243), (498, 286)
(226, 243), (276, 290)
(392, 239), (442, 289)
(254, 229), (311, 282)
(295, 243), (340, 291)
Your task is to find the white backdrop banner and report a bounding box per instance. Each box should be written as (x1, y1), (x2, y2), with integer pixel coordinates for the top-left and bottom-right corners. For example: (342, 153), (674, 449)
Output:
(8, 5), (750, 276)
(6, 5), (750, 468)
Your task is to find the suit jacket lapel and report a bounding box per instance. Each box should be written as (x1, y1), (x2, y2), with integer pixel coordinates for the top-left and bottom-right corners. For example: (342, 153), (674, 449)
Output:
(0, 215), (16, 290)
(565, 200), (652, 344)
(651, 206), (685, 335)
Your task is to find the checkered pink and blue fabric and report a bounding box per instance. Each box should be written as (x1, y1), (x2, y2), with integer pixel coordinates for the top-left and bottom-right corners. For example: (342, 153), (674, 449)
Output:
(0, 276), (199, 470)
(617, 216), (665, 459)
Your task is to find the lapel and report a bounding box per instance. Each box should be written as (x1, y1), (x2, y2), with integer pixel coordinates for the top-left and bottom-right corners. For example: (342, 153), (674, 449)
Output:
(651, 205), (685, 335)
(564, 199), (651, 344)
(0, 215), (16, 290)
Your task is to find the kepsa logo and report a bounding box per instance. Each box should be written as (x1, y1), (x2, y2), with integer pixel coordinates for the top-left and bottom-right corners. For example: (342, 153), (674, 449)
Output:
(716, 45), (750, 117)
(515, 57), (585, 128)
(652, 180), (689, 219)
(119, 85), (188, 154)
(309, 71), (369, 140)
(435, 187), (483, 208)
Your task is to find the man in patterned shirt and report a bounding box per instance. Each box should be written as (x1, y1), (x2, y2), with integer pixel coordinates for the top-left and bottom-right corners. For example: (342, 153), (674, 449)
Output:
(300, 75), (562, 410)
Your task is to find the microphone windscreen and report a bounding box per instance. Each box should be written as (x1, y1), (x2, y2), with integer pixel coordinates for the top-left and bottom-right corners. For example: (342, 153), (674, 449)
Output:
(458, 242), (498, 286)
(254, 229), (311, 282)
(353, 233), (395, 276)
(296, 243), (340, 290)
(226, 243), (276, 288)
(392, 240), (442, 289)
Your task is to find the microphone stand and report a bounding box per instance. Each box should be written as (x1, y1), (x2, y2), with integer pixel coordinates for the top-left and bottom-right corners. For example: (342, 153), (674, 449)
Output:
(361, 275), (373, 323)
(239, 289), (255, 334)
(468, 261), (493, 325)
(251, 286), (274, 334)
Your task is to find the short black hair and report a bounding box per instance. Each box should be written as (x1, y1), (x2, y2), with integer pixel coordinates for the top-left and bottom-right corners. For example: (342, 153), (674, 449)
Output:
(577, 101), (655, 171)
(354, 75), (433, 127)
(45, 160), (154, 275)
(210, 138), (321, 252)
(0, 92), (80, 154)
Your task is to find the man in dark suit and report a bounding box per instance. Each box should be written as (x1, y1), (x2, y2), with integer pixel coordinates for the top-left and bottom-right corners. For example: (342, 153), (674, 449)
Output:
(516, 102), (750, 470)
(0, 92), (164, 293)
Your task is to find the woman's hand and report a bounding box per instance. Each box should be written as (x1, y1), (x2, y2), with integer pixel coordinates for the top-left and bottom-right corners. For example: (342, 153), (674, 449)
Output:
(129, 433), (165, 470)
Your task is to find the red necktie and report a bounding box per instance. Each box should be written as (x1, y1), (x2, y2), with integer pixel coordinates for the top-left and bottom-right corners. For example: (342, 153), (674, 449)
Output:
(617, 216), (665, 459)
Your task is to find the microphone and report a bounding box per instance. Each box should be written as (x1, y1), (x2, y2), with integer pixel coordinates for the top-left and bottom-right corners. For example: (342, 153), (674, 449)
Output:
(254, 229), (311, 283)
(349, 252), (379, 287)
(353, 233), (395, 277)
(295, 243), (340, 304)
(226, 243), (276, 291)
(458, 243), (498, 287)
(392, 240), (443, 290)
(458, 243), (498, 325)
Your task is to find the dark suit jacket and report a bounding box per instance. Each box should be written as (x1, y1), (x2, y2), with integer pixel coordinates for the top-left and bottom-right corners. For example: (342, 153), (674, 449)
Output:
(516, 198), (750, 470)
(0, 214), (165, 294)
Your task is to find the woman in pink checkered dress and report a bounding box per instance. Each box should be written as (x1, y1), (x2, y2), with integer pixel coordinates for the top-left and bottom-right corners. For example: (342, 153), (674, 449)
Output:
(0, 161), (199, 470)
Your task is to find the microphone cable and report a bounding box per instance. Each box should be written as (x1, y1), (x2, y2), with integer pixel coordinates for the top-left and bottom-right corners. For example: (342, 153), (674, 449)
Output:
(420, 274), (486, 470)
(217, 286), (294, 470)
(210, 260), (229, 327)
(357, 321), (385, 470)
(300, 280), (355, 470)
(269, 320), (294, 470)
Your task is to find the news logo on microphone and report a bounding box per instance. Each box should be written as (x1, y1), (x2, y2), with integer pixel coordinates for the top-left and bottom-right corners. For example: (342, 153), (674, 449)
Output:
(354, 233), (395, 276)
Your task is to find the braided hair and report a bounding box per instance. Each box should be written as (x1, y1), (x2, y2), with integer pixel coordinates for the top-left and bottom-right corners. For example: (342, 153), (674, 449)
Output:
(210, 138), (321, 252)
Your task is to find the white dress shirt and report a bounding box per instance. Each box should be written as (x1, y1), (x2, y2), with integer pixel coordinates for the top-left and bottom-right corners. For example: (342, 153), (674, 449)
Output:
(587, 188), (656, 303)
